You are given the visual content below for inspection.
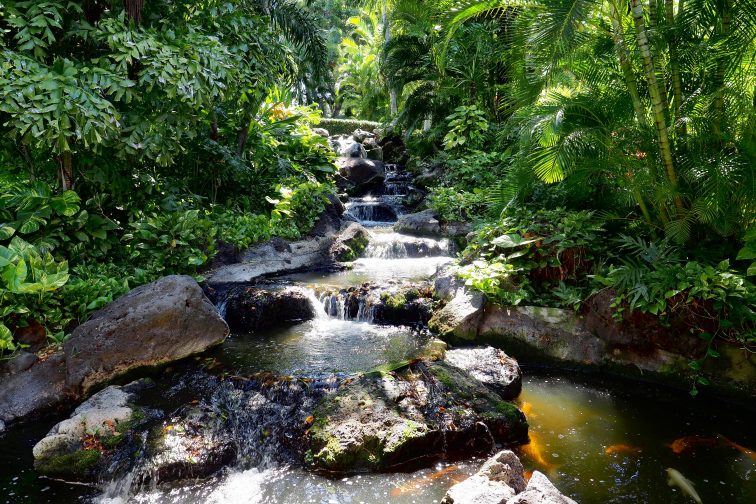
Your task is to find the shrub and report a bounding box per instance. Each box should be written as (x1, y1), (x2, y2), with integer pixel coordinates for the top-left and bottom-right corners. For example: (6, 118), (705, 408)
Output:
(318, 118), (381, 136)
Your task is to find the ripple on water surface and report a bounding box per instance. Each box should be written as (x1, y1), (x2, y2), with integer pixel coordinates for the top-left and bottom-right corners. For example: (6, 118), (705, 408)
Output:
(216, 318), (427, 375)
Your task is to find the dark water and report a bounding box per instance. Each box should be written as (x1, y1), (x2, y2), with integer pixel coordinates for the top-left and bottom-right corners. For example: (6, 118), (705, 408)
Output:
(3, 364), (755, 503)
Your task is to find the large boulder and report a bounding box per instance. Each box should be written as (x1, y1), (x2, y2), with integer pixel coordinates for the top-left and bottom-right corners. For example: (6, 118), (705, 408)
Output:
(332, 136), (367, 158)
(33, 385), (140, 481)
(336, 157), (386, 194)
(308, 360), (527, 473)
(205, 193), (346, 284)
(0, 352), (67, 426)
(223, 287), (317, 333)
(478, 305), (605, 363)
(442, 451), (574, 504)
(445, 347), (522, 399)
(331, 222), (370, 262)
(393, 209), (443, 237)
(64, 275), (229, 396)
(428, 286), (485, 340)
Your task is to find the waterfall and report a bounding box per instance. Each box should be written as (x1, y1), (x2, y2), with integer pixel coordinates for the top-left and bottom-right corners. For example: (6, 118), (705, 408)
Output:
(317, 291), (378, 323)
(363, 232), (451, 259)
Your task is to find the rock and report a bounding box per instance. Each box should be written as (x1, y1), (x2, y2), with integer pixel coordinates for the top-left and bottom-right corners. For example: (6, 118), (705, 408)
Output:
(508, 471), (577, 504)
(64, 276), (229, 395)
(0, 419), (5, 433)
(480, 450), (528, 493)
(363, 137), (379, 150)
(442, 451), (573, 504)
(207, 235), (336, 284)
(366, 146), (384, 161)
(432, 264), (464, 301)
(346, 201), (398, 222)
(478, 306), (605, 363)
(379, 136), (408, 165)
(12, 320), (47, 352)
(336, 157), (386, 194)
(363, 137), (383, 161)
(0, 350), (38, 375)
(33, 385), (137, 480)
(0, 352), (66, 425)
(331, 222), (370, 262)
(414, 165), (445, 190)
(394, 209), (443, 237)
(309, 360), (527, 473)
(136, 406), (236, 486)
(428, 287), (485, 340)
(313, 127), (330, 138)
(333, 137), (367, 158)
(206, 193), (345, 285)
(445, 347), (522, 399)
(224, 287), (316, 332)
(443, 474), (516, 504)
(444, 221), (473, 237)
(376, 289), (434, 326)
(352, 129), (374, 143)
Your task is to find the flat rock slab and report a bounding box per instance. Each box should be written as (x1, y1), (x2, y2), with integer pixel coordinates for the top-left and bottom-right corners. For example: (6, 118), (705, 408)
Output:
(393, 209), (442, 237)
(309, 360), (527, 473)
(445, 347), (522, 400)
(64, 275), (228, 396)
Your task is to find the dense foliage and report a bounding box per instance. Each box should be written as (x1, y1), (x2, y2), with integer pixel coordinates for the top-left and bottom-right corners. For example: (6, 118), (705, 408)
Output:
(346, 0), (755, 385)
(0, 1), (337, 352)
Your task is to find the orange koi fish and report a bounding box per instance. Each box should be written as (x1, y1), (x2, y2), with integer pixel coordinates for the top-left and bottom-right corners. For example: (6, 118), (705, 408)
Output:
(518, 432), (555, 470)
(389, 465), (463, 497)
(604, 444), (642, 456)
(667, 436), (719, 454)
(719, 435), (756, 461)
(520, 401), (536, 418)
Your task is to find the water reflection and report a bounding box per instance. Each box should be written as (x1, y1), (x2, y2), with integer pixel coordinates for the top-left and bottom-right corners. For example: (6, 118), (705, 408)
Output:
(515, 375), (756, 504)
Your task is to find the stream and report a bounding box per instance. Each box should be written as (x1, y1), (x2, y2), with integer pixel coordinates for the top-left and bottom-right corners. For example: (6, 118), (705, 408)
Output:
(1, 165), (755, 503)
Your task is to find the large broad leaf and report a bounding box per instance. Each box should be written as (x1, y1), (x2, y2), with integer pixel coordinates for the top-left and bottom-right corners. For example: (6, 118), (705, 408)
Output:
(491, 233), (541, 249)
(2, 258), (28, 291)
(0, 224), (16, 240)
(0, 323), (16, 352)
(748, 262), (756, 277)
(736, 243), (756, 260)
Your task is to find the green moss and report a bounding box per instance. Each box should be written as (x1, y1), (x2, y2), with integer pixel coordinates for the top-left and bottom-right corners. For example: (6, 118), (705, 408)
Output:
(380, 292), (407, 310)
(35, 449), (101, 478)
(100, 408), (146, 450)
(428, 364), (456, 389)
(337, 234), (369, 261)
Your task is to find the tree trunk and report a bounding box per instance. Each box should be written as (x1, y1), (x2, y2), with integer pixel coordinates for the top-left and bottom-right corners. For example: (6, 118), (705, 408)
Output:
(648, 0), (658, 29)
(59, 151), (74, 191)
(665, 0), (686, 138)
(383, 1), (399, 117)
(630, 0), (680, 205)
(711, 0), (731, 143)
(610, 2), (647, 128)
(236, 111), (251, 157)
(124, 0), (144, 24)
(210, 110), (219, 142)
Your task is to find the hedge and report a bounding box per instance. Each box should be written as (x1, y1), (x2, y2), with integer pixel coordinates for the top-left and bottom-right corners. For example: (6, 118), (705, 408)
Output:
(317, 118), (382, 136)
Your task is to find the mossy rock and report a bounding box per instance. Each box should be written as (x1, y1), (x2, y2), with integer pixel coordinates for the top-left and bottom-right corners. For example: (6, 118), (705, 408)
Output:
(308, 360), (527, 474)
(34, 449), (102, 480)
